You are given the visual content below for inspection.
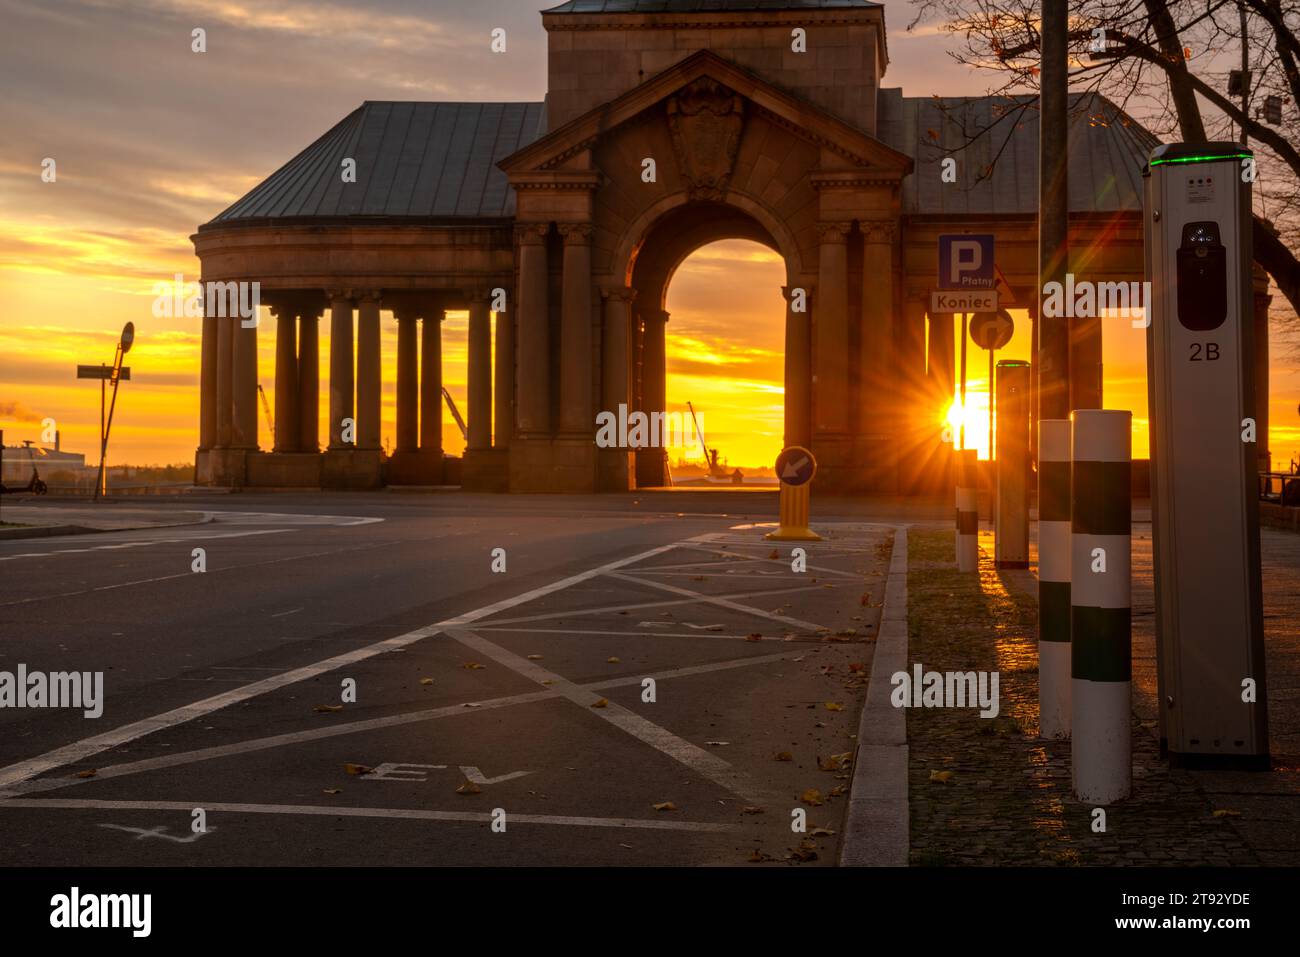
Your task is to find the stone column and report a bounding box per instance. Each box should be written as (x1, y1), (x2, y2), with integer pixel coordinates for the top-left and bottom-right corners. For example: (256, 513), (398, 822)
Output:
(272, 304), (299, 452)
(215, 316), (234, 448)
(231, 313), (259, 449)
(328, 291), (354, 449)
(395, 311), (419, 453)
(420, 301), (444, 455)
(927, 309), (955, 410)
(515, 223), (550, 436)
(602, 286), (635, 419)
(356, 292), (382, 451)
(298, 308), (320, 452)
(494, 295), (514, 448)
(641, 308), (668, 419)
(860, 221), (896, 425)
(783, 285), (812, 448)
(199, 313), (218, 450)
(1253, 274), (1272, 472)
(814, 222), (851, 435)
(467, 292), (493, 451)
(558, 223), (594, 435)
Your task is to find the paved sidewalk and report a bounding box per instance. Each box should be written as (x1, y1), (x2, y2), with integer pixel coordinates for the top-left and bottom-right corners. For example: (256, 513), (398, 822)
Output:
(0, 505), (211, 539)
(906, 527), (1263, 866)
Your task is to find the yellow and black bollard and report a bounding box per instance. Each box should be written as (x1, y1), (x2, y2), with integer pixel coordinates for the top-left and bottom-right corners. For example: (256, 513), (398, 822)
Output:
(765, 445), (821, 541)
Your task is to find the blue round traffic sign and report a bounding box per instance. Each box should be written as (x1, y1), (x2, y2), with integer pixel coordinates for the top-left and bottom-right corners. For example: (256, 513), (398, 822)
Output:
(775, 446), (816, 487)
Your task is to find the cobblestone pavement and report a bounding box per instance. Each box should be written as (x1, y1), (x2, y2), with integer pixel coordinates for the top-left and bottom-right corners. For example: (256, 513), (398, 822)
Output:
(907, 528), (1260, 867)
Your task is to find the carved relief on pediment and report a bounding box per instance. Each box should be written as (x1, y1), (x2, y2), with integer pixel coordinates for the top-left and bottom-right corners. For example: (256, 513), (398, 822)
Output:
(666, 78), (745, 201)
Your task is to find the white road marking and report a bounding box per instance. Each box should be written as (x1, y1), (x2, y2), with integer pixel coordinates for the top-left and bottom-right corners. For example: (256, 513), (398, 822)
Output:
(200, 510), (385, 526)
(445, 627), (771, 804)
(672, 544), (867, 579)
(477, 583), (822, 628)
(3, 799), (733, 832)
(460, 766), (532, 785)
(0, 653), (796, 799)
(98, 823), (213, 843)
(606, 571), (826, 632)
(0, 537), (700, 790)
(477, 626), (788, 642)
(0, 528), (292, 563)
(0, 538), (394, 608)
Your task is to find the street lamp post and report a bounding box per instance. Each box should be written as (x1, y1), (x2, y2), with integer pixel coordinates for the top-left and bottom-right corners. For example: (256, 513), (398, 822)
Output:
(93, 322), (135, 502)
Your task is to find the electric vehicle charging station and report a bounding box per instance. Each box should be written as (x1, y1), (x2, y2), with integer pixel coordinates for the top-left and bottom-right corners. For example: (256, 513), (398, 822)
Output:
(1144, 142), (1269, 769)
(995, 360), (1030, 568)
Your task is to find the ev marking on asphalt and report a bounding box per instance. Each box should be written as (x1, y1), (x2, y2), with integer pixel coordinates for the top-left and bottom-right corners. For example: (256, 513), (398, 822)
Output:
(363, 763), (533, 785)
(97, 823), (215, 843)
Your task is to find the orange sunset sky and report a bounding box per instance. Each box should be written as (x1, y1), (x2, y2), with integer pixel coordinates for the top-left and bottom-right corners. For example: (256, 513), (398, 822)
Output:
(1, 0), (1297, 472)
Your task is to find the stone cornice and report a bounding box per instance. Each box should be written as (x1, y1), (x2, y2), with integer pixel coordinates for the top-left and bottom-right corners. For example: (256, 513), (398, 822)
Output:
(509, 171), (603, 191)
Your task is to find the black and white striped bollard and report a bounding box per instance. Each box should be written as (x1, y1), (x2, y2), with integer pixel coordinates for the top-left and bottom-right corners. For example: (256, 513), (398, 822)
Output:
(956, 448), (979, 573)
(1070, 409), (1132, 803)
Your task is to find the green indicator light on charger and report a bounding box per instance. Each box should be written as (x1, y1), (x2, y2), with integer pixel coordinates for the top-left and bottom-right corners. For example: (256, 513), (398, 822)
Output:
(1150, 153), (1252, 167)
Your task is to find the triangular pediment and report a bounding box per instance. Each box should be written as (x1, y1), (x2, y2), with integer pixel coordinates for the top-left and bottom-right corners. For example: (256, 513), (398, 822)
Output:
(499, 49), (913, 178)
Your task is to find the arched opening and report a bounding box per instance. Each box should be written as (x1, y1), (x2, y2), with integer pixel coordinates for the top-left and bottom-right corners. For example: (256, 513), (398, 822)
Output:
(663, 239), (786, 485)
(626, 201), (793, 488)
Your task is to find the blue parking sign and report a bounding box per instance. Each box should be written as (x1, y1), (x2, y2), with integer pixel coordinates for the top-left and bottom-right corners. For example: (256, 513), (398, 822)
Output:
(938, 234), (995, 289)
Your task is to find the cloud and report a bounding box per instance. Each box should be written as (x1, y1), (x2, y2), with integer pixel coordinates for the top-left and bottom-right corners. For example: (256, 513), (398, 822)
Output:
(0, 400), (44, 423)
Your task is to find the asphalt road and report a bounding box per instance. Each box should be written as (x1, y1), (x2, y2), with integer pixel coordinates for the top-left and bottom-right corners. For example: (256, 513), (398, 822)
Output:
(0, 492), (915, 866)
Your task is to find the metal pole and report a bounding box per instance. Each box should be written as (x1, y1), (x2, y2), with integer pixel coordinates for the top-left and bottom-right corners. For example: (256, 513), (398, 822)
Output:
(0, 428), (4, 521)
(94, 347), (122, 502)
(988, 347), (996, 463)
(1039, 0), (1070, 421)
(959, 313), (969, 450)
(1239, 3), (1249, 146)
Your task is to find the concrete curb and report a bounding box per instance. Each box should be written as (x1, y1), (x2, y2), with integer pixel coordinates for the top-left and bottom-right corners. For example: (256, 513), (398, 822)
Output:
(0, 515), (214, 541)
(840, 525), (910, 867)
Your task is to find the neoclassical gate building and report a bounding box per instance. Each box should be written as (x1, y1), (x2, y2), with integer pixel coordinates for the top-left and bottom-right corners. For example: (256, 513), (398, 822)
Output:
(196, 0), (1251, 493)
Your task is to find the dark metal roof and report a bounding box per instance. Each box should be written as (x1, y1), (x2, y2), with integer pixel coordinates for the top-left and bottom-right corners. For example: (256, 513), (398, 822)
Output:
(877, 89), (1160, 216)
(207, 101), (546, 226)
(543, 0), (879, 12)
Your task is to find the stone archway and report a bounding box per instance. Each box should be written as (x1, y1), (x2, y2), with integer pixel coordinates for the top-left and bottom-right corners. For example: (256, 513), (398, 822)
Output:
(621, 200), (799, 487)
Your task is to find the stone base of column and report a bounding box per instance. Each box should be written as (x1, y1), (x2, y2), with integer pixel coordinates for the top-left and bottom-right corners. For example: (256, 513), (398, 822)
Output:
(195, 449), (213, 486)
(386, 449), (446, 486)
(202, 448), (253, 488)
(462, 448), (509, 492)
(509, 438), (597, 493)
(598, 448), (636, 492)
(321, 449), (383, 490)
(851, 433), (901, 494)
(246, 452), (322, 488)
(634, 447), (668, 488)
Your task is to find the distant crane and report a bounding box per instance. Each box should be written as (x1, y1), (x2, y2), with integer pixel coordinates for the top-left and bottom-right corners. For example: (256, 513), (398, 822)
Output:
(256, 384), (274, 434)
(687, 401), (731, 480)
(442, 387), (466, 440)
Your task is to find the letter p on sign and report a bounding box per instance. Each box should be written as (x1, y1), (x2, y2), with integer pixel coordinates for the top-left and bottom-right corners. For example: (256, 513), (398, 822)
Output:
(939, 234), (995, 290)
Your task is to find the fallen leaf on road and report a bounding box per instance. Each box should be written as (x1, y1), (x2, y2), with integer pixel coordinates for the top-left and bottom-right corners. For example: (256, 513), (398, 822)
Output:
(619, 843), (633, 849)
(706, 741), (730, 747)
(75, 769), (97, 779)
(343, 763), (372, 776)
(774, 751), (793, 762)
(463, 662), (485, 670)
(824, 701), (844, 711)
(1212, 809), (1242, 818)
(800, 788), (824, 806)
(607, 656), (621, 664)
(829, 784), (847, 797)
(860, 593), (871, 606)
(746, 633), (763, 642)
(929, 770), (955, 784)
(323, 788), (342, 795)
(848, 662), (864, 672)
(419, 677), (434, 685)
(747, 849), (774, 863)
(786, 846), (818, 862)
(768, 549), (780, 559)
(741, 806), (766, 815)
(591, 698), (609, 708)
(456, 782), (482, 795)
(809, 827), (836, 837)
(527, 654), (543, 661)
(313, 704), (343, 713)
(652, 801), (678, 812)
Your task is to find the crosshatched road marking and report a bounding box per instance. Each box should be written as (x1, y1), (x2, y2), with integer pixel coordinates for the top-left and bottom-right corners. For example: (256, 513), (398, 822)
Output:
(0, 799), (735, 833)
(606, 571), (827, 633)
(0, 537), (693, 789)
(0, 644), (796, 800)
(446, 627), (772, 804)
